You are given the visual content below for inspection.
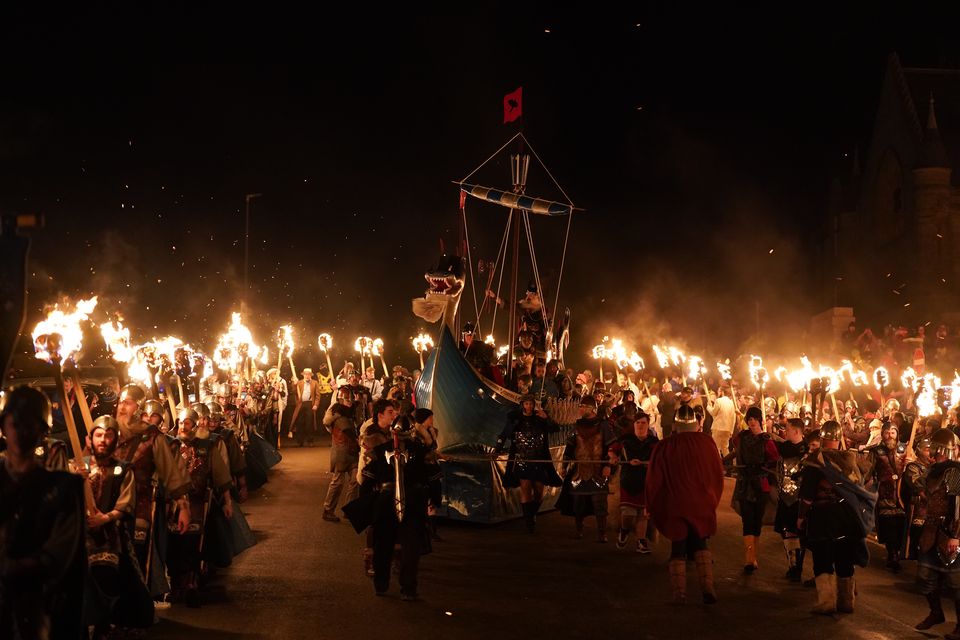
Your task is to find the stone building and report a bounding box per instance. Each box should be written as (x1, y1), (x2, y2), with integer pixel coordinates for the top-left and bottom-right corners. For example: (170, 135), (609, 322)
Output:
(822, 53), (960, 327)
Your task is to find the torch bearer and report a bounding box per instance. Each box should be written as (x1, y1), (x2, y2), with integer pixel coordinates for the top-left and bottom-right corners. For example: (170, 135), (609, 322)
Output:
(373, 338), (389, 378)
(31, 296), (100, 516)
(318, 333), (334, 382)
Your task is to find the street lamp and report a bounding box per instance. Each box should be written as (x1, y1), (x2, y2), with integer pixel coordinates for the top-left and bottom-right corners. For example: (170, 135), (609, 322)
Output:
(243, 192), (262, 317)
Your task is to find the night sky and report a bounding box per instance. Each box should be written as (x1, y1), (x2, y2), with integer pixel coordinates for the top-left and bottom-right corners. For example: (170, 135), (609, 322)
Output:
(2, 5), (958, 373)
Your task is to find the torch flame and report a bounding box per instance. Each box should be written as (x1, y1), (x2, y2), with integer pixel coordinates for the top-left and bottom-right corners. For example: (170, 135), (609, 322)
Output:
(317, 333), (333, 352)
(214, 312), (262, 372)
(354, 337), (373, 356)
(748, 355), (769, 389)
(412, 333), (434, 354)
(277, 325), (295, 358)
(686, 355), (707, 382)
(591, 344), (606, 360)
(99, 319), (131, 363)
(372, 338), (384, 357)
(653, 345), (670, 369)
(901, 367), (919, 393)
(628, 352), (644, 372)
(667, 346), (686, 367)
(484, 334), (496, 346)
(32, 297), (99, 365)
(716, 361), (732, 381)
(873, 366), (889, 390)
(916, 372), (942, 417)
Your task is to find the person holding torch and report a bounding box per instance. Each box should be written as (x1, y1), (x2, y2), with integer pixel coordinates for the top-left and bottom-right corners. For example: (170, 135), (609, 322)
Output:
(113, 383), (193, 597)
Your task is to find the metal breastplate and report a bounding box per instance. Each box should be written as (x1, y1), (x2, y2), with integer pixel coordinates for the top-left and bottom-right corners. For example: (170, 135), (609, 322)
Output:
(779, 457), (803, 503)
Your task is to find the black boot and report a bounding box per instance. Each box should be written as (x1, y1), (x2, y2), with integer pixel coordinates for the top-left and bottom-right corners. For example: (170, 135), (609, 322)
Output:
(946, 600), (960, 640)
(886, 547), (902, 572)
(522, 502), (536, 533)
(916, 593), (946, 630)
(429, 516), (443, 541)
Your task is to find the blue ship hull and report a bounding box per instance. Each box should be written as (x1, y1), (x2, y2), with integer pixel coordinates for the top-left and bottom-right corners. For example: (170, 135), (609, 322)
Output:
(415, 326), (565, 523)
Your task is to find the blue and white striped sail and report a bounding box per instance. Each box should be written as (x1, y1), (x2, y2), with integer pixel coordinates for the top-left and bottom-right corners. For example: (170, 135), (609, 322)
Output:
(459, 183), (573, 216)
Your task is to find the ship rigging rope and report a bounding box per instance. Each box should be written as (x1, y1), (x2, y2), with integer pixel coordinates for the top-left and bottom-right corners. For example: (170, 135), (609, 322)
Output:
(457, 132), (576, 368)
(489, 209), (513, 338)
(439, 454), (644, 465)
(461, 202), (481, 325)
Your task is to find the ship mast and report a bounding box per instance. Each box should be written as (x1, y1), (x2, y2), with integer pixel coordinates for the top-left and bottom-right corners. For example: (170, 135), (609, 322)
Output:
(506, 151), (530, 382)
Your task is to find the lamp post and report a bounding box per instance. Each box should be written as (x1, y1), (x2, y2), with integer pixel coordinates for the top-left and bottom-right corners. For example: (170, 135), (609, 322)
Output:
(243, 193), (262, 317)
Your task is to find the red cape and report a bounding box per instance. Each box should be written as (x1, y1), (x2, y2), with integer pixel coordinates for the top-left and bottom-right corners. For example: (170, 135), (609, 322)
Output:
(645, 431), (724, 540)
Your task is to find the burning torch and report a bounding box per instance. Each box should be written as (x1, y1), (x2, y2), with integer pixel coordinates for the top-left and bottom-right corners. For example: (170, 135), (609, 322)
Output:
(318, 333), (334, 382)
(372, 338), (389, 378)
(32, 296), (100, 515)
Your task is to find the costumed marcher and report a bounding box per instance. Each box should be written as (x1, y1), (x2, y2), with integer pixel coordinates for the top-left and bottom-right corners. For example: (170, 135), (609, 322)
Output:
(914, 429), (960, 635)
(708, 386), (737, 455)
(264, 368), (287, 449)
(559, 396), (614, 542)
(797, 421), (876, 615)
(731, 406), (780, 574)
(322, 386), (360, 522)
(82, 415), (153, 638)
(315, 363), (335, 417)
(168, 408), (233, 607)
(902, 434), (933, 561)
(412, 408), (444, 541)
(288, 368), (320, 446)
(494, 394), (563, 533)
(645, 404), (724, 605)
(206, 401), (258, 563)
(360, 400), (432, 600)
(113, 384), (192, 598)
(609, 410), (659, 553)
(774, 417), (809, 582)
(863, 422), (906, 571)
(0, 385), (86, 640)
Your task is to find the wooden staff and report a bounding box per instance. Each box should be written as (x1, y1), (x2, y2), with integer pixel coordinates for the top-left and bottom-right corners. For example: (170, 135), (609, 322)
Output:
(379, 353), (389, 378)
(417, 349), (425, 370)
(157, 369), (178, 427)
(176, 374), (187, 407)
(51, 364), (97, 517)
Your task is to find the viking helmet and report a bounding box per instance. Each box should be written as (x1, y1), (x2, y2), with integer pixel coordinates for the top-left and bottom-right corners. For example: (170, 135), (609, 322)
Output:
(818, 420), (843, 442)
(119, 384), (146, 408)
(190, 402), (211, 418)
(178, 407), (199, 424)
(930, 429), (959, 461)
(0, 385), (53, 433)
(143, 399), (165, 419)
(91, 415), (120, 435)
(205, 401), (224, 418)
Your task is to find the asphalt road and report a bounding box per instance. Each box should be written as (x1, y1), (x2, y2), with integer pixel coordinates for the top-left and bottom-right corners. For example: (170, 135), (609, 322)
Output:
(152, 441), (935, 640)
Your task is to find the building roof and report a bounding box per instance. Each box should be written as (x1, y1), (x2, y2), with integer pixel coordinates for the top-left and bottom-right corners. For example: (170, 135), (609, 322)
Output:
(900, 62), (960, 182)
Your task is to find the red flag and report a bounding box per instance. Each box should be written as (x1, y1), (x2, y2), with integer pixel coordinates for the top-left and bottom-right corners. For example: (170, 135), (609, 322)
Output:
(503, 87), (522, 123)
